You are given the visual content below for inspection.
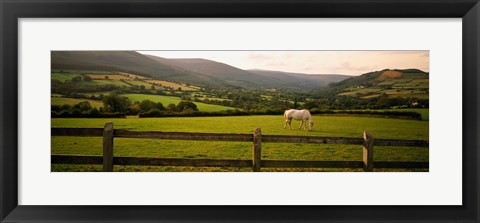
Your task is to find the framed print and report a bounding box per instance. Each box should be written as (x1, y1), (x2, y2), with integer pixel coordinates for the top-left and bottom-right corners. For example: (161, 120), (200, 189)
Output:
(1, 0), (479, 222)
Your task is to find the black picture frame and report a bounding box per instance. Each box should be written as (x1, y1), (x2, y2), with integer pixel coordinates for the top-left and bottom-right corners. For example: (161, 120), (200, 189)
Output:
(1, 0), (479, 222)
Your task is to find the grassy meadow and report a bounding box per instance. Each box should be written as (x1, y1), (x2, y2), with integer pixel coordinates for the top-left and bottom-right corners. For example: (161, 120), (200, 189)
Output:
(52, 72), (82, 82)
(52, 114), (429, 172)
(51, 97), (104, 108)
(121, 94), (235, 112)
(50, 67), (429, 172)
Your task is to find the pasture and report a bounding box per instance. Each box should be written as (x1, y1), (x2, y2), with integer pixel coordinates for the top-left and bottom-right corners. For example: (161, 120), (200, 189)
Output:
(51, 97), (104, 108)
(51, 73), (81, 82)
(51, 115), (429, 172)
(123, 80), (154, 88)
(86, 74), (132, 80)
(339, 74), (429, 100)
(121, 94), (235, 112)
(144, 80), (196, 91)
(117, 72), (147, 80)
(86, 80), (131, 87)
(346, 108), (429, 121)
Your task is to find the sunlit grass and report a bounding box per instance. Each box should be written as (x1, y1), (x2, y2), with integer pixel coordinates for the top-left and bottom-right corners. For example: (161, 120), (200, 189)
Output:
(52, 115), (428, 172)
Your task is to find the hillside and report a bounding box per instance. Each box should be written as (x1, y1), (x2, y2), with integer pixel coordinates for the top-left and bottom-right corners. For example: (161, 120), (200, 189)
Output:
(147, 55), (350, 90)
(313, 69), (429, 99)
(52, 51), (350, 91)
(248, 69), (351, 90)
(145, 55), (266, 89)
(51, 51), (216, 86)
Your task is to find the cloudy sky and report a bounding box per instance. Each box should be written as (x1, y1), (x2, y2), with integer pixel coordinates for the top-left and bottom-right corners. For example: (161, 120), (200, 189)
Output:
(137, 51), (429, 76)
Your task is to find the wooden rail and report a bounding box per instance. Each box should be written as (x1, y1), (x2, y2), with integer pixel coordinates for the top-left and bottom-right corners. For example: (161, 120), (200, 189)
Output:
(51, 128), (429, 147)
(52, 123), (429, 172)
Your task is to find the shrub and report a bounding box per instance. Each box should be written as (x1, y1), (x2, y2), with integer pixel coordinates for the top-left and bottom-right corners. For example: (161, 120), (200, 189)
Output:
(139, 108), (164, 117)
(177, 101), (198, 111)
(102, 94), (131, 113)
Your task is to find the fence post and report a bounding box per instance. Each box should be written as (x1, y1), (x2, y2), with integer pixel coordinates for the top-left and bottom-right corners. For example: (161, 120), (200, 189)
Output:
(103, 122), (114, 172)
(362, 130), (374, 172)
(253, 128), (262, 172)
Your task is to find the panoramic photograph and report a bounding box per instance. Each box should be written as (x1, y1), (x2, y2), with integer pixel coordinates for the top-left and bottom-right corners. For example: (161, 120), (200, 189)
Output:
(51, 51), (429, 172)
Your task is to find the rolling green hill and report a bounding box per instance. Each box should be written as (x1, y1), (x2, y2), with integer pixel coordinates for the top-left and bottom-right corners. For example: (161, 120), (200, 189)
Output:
(52, 51), (350, 91)
(51, 98), (104, 108)
(248, 69), (351, 90)
(313, 69), (429, 99)
(147, 55), (351, 90)
(146, 56), (265, 89)
(121, 94), (235, 112)
(51, 51), (216, 87)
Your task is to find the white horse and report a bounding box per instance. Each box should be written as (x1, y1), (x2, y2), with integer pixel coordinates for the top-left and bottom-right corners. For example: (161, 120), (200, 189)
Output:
(284, 109), (314, 131)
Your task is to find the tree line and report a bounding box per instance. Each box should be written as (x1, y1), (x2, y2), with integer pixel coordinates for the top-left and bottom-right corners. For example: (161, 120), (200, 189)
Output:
(52, 74), (428, 116)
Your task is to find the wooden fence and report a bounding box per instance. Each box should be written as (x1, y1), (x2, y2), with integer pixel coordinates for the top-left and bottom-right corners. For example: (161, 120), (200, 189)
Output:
(51, 122), (429, 172)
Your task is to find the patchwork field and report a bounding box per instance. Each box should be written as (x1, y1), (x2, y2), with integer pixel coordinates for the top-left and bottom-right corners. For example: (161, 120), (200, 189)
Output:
(145, 80), (196, 91)
(337, 70), (429, 100)
(123, 80), (154, 88)
(86, 74), (132, 80)
(121, 94), (235, 112)
(51, 73), (82, 82)
(86, 80), (131, 87)
(51, 115), (429, 172)
(117, 72), (147, 80)
(51, 97), (104, 108)
(53, 70), (195, 92)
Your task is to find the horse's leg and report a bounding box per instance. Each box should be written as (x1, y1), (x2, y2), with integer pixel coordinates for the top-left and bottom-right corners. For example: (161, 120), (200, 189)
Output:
(299, 120), (304, 129)
(284, 119), (288, 129)
(288, 118), (292, 129)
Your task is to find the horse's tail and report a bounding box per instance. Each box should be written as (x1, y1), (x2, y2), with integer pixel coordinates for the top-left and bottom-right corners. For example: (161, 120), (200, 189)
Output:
(284, 110), (287, 119)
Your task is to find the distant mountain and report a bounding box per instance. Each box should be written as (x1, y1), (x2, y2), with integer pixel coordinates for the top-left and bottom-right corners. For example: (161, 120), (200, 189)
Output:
(312, 69), (429, 99)
(51, 51), (350, 91)
(145, 56), (267, 89)
(147, 55), (350, 90)
(248, 69), (351, 90)
(51, 51), (216, 86)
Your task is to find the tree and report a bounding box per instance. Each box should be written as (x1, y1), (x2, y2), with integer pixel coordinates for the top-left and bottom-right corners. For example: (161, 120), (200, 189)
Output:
(166, 103), (178, 112)
(139, 100), (156, 112)
(71, 76), (82, 83)
(102, 94), (131, 113)
(177, 101), (198, 111)
(154, 102), (165, 111)
(137, 100), (164, 112)
(73, 101), (93, 112)
(83, 75), (93, 82)
(293, 100), (299, 109)
(129, 103), (140, 115)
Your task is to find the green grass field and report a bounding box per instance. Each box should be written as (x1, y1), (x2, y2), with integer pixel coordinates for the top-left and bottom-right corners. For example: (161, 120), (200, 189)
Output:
(389, 108), (429, 120)
(51, 97), (104, 108)
(81, 92), (112, 97)
(339, 75), (428, 100)
(123, 80), (154, 88)
(346, 108), (429, 121)
(51, 115), (429, 172)
(121, 94), (235, 112)
(51, 73), (82, 82)
(86, 80), (131, 87)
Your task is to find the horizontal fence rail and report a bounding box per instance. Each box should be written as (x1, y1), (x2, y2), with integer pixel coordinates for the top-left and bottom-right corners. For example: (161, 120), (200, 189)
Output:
(51, 155), (429, 169)
(51, 123), (429, 172)
(52, 127), (429, 147)
(115, 129), (253, 142)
